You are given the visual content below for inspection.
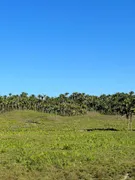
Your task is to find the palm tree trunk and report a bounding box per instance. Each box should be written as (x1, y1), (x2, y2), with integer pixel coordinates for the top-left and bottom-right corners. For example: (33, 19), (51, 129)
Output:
(129, 113), (132, 131)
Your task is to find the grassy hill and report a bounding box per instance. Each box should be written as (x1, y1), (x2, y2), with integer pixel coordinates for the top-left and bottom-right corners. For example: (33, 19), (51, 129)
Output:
(0, 110), (135, 180)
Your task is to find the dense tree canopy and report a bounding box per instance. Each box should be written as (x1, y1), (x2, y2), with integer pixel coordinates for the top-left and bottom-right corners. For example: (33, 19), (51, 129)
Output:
(0, 92), (135, 119)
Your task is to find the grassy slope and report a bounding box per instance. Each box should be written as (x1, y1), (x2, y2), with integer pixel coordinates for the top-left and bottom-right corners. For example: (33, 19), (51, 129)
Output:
(0, 110), (135, 180)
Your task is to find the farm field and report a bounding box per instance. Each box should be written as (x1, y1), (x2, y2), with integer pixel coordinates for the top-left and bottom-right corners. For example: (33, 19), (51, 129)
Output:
(0, 110), (135, 180)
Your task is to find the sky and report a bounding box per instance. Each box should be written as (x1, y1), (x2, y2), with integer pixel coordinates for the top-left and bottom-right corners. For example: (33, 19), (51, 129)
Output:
(0, 0), (135, 96)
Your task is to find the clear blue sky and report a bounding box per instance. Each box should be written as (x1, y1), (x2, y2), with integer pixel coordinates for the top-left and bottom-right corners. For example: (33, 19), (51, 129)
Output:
(0, 0), (135, 96)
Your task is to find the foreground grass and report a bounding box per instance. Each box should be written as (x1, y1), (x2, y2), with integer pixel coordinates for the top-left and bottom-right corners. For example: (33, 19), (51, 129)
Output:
(0, 111), (135, 180)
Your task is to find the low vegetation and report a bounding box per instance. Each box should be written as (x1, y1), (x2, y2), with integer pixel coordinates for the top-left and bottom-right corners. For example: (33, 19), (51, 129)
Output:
(0, 110), (135, 180)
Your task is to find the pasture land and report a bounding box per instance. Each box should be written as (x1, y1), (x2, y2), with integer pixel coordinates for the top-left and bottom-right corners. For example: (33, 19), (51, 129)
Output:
(0, 111), (135, 180)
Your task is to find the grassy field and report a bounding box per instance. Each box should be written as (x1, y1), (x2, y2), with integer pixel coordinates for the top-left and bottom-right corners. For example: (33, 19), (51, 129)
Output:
(0, 110), (135, 180)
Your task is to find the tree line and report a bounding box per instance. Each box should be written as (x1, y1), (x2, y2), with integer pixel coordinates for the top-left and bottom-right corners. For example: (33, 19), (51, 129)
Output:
(0, 91), (134, 130)
(0, 91), (135, 117)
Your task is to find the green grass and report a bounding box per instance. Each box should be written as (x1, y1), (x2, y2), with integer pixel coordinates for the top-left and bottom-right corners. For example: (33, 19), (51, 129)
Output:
(0, 110), (135, 180)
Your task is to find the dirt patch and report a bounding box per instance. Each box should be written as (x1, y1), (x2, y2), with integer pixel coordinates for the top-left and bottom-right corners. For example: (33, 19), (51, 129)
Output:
(81, 128), (119, 132)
